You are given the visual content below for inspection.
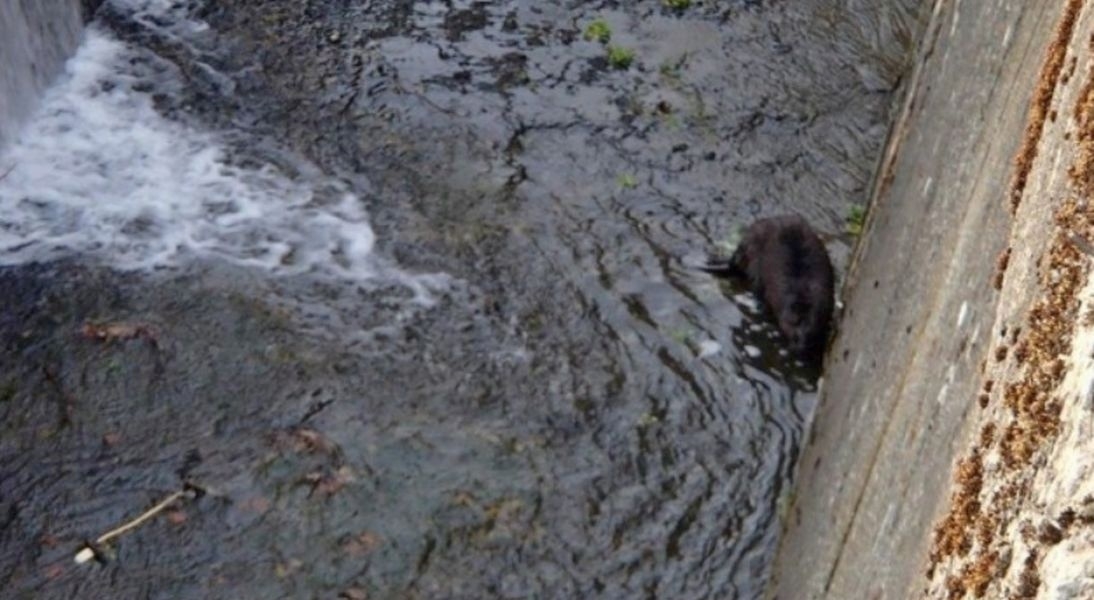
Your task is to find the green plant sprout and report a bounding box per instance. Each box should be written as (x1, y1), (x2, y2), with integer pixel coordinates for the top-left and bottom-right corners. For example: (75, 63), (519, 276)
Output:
(846, 204), (866, 236)
(607, 45), (635, 69)
(584, 19), (612, 44)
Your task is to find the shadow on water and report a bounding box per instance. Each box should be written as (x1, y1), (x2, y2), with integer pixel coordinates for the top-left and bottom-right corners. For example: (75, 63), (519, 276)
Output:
(0, 0), (929, 598)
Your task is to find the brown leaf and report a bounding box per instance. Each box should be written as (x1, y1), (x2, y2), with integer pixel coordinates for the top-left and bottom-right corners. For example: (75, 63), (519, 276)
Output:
(290, 428), (335, 454)
(341, 531), (382, 557)
(271, 427), (337, 455)
(165, 509), (187, 526)
(340, 587), (368, 600)
(80, 322), (158, 346)
(307, 466), (355, 497)
(242, 496), (271, 514)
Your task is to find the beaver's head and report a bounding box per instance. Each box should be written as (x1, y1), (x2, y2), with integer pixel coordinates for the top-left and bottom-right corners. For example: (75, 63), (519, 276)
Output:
(776, 293), (831, 362)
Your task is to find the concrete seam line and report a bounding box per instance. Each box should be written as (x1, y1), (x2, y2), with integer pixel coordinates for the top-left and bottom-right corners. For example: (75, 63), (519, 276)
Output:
(817, 0), (951, 594)
(844, 0), (949, 294)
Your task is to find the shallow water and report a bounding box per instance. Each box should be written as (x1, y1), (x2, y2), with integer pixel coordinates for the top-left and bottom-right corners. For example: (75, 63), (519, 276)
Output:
(0, 1), (928, 598)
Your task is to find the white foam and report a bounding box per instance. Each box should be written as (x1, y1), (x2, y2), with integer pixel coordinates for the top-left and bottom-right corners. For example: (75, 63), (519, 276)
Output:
(697, 339), (722, 359)
(119, 0), (206, 24)
(0, 26), (445, 303)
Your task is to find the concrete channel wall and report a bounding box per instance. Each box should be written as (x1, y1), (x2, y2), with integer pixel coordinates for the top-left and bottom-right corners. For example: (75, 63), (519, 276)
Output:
(770, 1), (1082, 598)
(0, 0), (98, 149)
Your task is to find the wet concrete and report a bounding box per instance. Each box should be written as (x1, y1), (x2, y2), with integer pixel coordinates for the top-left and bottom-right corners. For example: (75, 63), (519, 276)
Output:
(769, 1), (1070, 598)
(1, 1), (928, 598)
(0, 0), (99, 149)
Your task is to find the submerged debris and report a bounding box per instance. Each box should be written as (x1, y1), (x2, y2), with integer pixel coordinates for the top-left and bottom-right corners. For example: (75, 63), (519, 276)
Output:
(271, 426), (338, 456)
(79, 321), (158, 347)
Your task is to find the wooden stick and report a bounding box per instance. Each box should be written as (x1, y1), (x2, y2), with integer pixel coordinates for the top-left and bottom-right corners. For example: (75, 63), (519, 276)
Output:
(74, 488), (194, 564)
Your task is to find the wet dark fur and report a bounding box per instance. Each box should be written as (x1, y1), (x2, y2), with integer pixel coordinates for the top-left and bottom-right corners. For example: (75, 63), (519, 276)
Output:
(703, 215), (835, 362)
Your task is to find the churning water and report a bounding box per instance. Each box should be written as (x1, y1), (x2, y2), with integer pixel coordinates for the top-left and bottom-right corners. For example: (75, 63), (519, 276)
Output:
(0, 3), (446, 304)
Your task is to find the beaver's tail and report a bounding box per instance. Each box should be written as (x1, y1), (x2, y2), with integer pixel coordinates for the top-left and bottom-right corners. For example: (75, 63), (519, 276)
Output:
(692, 254), (744, 278)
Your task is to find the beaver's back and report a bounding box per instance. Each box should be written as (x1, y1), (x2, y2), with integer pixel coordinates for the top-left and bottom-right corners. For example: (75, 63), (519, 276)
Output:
(731, 215), (835, 361)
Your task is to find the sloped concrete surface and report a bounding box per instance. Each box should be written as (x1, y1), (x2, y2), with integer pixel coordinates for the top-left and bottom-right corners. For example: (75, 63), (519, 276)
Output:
(769, 2), (1071, 598)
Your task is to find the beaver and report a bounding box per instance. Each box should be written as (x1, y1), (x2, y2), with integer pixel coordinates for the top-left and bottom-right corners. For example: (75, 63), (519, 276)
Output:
(701, 215), (835, 363)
